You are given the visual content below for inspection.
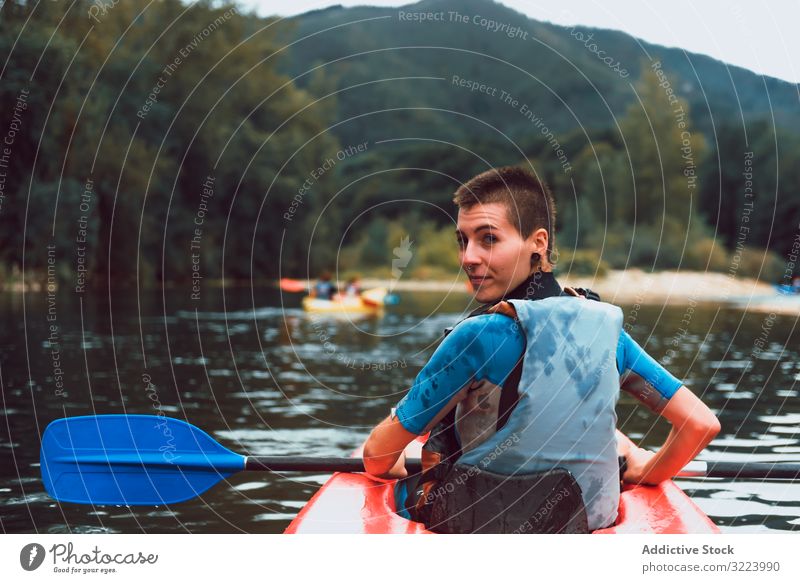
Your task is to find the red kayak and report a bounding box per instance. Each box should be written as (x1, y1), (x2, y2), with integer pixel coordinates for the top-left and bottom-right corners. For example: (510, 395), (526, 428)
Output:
(285, 434), (720, 534)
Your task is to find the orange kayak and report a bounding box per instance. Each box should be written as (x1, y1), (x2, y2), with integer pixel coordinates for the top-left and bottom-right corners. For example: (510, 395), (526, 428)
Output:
(285, 435), (720, 534)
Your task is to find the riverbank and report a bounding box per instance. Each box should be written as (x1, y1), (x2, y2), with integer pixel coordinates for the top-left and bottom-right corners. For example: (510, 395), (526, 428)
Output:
(4, 269), (787, 310)
(357, 269), (780, 306)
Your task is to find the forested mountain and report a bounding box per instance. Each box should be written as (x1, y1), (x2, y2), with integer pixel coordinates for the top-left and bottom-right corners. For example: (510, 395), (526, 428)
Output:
(281, 0), (799, 143)
(1, 0), (797, 288)
(277, 0), (800, 275)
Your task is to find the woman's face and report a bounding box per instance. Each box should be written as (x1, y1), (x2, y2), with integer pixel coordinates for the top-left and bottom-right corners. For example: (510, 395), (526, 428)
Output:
(456, 202), (547, 304)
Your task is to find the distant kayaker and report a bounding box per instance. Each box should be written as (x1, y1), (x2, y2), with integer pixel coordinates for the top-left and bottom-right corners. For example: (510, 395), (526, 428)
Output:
(363, 166), (720, 533)
(309, 270), (336, 300)
(344, 275), (362, 297)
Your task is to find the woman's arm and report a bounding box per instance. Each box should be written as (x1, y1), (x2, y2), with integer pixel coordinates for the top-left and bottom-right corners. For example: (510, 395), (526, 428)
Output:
(615, 330), (720, 484)
(363, 414), (416, 479)
(363, 313), (524, 480)
(623, 386), (720, 484)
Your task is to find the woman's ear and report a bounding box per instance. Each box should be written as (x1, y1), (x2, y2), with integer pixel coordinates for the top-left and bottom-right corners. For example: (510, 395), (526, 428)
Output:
(531, 227), (549, 255)
(527, 228), (549, 257)
(528, 228), (550, 271)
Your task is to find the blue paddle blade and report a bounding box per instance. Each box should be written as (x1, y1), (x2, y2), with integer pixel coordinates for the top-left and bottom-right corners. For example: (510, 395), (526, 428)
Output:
(40, 415), (245, 506)
(383, 293), (400, 305)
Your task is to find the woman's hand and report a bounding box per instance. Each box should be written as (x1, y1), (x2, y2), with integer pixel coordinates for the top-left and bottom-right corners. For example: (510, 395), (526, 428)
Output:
(622, 446), (657, 484)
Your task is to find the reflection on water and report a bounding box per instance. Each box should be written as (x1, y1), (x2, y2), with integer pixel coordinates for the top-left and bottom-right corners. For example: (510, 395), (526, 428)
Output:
(1, 287), (798, 533)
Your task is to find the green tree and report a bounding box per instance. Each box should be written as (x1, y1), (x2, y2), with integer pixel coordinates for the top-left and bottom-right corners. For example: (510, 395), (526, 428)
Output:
(618, 63), (706, 228)
(0, 0), (339, 287)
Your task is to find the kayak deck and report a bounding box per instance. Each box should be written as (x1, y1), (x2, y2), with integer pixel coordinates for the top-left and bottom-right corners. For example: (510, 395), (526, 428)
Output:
(284, 437), (720, 534)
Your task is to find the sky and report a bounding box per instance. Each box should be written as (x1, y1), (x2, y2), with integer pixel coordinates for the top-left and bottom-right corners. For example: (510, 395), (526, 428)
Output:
(236, 0), (800, 84)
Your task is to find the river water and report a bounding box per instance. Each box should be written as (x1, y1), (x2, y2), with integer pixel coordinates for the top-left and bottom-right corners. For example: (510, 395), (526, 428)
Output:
(1, 286), (798, 533)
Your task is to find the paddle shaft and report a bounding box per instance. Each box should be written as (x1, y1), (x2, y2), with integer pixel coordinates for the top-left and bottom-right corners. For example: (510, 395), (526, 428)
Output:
(244, 456), (423, 474)
(679, 460), (800, 480)
(244, 456), (800, 480)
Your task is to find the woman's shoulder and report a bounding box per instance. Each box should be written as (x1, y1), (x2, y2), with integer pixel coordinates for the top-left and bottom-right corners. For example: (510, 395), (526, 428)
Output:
(446, 312), (524, 355)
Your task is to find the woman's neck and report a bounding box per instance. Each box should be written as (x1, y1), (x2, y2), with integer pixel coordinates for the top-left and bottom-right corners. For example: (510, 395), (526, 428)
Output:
(505, 270), (562, 301)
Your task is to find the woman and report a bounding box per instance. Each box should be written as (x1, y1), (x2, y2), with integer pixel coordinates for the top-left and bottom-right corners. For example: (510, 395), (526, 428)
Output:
(363, 166), (720, 532)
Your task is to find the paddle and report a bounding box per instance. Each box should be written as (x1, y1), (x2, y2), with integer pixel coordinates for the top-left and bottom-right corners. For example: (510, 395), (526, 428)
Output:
(40, 415), (424, 506)
(40, 415), (800, 507)
(279, 278), (308, 293)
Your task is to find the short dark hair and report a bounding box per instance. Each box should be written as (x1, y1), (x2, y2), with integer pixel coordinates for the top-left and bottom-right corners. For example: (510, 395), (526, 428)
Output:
(453, 166), (556, 253)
